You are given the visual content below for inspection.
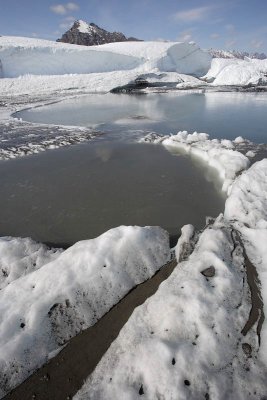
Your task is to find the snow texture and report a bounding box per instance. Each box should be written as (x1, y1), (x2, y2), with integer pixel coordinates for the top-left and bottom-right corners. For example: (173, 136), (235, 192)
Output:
(75, 216), (267, 400)
(142, 131), (250, 193)
(0, 226), (170, 398)
(224, 159), (267, 368)
(0, 36), (211, 78)
(225, 159), (267, 228)
(0, 237), (62, 290)
(203, 57), (267, 86)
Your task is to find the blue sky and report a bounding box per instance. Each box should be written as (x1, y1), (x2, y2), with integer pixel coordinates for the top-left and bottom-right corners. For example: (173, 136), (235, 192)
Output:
(1, 0), (267, 53)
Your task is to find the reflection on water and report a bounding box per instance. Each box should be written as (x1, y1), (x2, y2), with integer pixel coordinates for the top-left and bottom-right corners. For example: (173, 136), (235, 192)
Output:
(0, 141), (225, 246)
(17, 92), (267, 143)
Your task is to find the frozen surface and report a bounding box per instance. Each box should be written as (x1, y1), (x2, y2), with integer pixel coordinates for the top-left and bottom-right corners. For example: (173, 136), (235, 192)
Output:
(203, 57), (267, 86)
(225, 159), (267, 228)
(224, 159), (267, 367)
(0, 36), (211, 78)
(75, 217), (267, 400)
(0, 226), (170, 398)
(0, 237), (62, 290)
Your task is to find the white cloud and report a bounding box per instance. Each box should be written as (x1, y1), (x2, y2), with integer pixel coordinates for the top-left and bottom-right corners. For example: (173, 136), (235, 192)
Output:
(225, 39), (236, 48)
(50, 2), (79, 15)
(66, 2), (79, 11)
(173, 5), (215, 22)
(64, 15), (76, 21)
(50, 4), (67, 15)
(210, 33), (220, 39)
(176, 28), (195, 43)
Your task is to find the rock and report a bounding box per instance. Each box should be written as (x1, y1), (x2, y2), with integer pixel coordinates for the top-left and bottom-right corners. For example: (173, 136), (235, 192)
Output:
(57, 20), (142, 46)
(242, 343), (252, 356)
(139, 384), (144, 395)
(201, 266), (215, 278)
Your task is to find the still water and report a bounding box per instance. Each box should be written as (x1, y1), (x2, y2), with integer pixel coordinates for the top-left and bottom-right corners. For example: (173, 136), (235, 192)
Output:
(2, 91), (266, 245)
(17, 92), (267, 142)
(0, 140), (225, 246)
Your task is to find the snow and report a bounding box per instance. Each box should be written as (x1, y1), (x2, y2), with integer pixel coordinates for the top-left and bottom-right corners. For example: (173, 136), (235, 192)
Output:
(0, 237), (62, 290)
(0, 226), (170, 398)
(74, 154), (267, 399)
(75, 216), (267, 400)
(203, 57), (267, 86)
(142, 131), (250, 193)
(224, 159), (267, 228)
(77, 20), (93, 34)
(224, 159), (267, 367)
(0, 36), (211, 79)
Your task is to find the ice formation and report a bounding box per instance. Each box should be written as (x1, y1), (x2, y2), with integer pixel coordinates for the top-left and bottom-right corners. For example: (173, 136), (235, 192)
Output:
(0, 226), (170, 398)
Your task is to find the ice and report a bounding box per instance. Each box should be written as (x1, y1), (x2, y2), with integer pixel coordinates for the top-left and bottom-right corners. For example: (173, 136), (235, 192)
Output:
(203, 57), (267, 86)
(0, 225), (170, 398)
(224, 159), (267, 368)
(224, 159), (267, 228)
(75, 217), (267, 400)
(74, 158), (267, 399)
(0, 237), (62, 290)
(0, 36), (211, 79)
(143, 131), (250, 193)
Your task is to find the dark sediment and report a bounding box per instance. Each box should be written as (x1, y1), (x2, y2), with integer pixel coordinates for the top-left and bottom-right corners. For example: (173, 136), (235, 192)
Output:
(4, 259), (177, 400)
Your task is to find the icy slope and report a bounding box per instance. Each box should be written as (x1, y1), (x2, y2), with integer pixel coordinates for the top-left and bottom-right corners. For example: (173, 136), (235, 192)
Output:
(75, 155), (267, 400)
(75, 217), (267, 400)
(203, 57), (267, 86)
(225, 159), (267, 367)
(0, 237), (62, 290)
(0, 36), (211, 78)
(0, 226), (170, 398)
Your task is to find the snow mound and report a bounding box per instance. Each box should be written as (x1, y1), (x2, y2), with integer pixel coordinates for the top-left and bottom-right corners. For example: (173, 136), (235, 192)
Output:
(75, 218), (267, 400)
(142, 131), (250, 193)
(225, 159), (267, 228)
(0, 226), (170, 398)
(0, 36), (211, 78)
(203, 57), (267, 86)
(223, 159), (267, 368)
(0, 237), (62, 290)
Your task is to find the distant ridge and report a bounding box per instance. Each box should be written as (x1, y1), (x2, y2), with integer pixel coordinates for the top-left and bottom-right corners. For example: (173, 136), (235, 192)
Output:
(208, 48), (266, 60)
(57, 20), (142, 46)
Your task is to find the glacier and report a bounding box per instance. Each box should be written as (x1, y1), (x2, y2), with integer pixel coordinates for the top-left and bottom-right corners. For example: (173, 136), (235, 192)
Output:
(0, 35), (267, 399)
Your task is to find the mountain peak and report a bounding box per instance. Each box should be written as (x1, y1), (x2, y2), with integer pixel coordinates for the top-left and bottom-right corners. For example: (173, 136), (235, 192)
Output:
(57, 20), (142, 46)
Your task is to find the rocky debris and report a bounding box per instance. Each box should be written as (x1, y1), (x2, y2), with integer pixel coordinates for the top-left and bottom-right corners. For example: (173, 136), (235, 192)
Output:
(201, 266), (215, 278)
(242, 342), (252, 357)
(57, 20), (142, 46)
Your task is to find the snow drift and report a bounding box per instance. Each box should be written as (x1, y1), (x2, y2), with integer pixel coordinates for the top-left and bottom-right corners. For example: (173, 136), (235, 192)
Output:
(203, 57), (267, 86)
(0, 225), (170, 398)
(0, 36), (211, 78)
(75, 217), (267, 400)
(141, 131), (250, 193)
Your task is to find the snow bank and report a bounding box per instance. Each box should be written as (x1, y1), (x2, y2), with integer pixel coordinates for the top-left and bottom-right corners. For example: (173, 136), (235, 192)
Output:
(203, 57), (267, 86)
(142, 131), (250, 193)
(75, 217), (267, 400)
(0, 226), (170, 398)
(224, 159), (267, 367)
(225, 159), (267, 228)
(0, 36), (211, 79)
(0, 237), (62, 290)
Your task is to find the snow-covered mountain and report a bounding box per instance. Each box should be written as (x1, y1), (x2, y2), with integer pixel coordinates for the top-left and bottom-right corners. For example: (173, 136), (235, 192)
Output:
(208, 48), (266, 60)
(57, 20), (141, 46)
